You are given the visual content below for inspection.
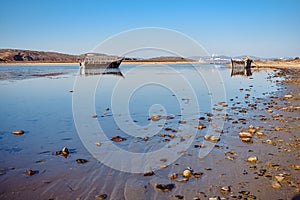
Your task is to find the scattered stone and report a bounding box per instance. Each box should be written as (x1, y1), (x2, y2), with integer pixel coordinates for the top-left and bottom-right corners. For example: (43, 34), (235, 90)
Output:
(209, 197), (221, 200)
(111, 135), (126, 142)
(168, 173), (177, 179)
(176, 178), (189, 182)
(25, 169), (36, 176)
(95, 194), (107, 200)
(247, 156), (258, 163)
(196, 124), (206, 130)
(178, 120), (187, 124)
(183, 169), (192, 178)
(284, 94), (293, 99)
(56, 147), (69, 158)
(76, 158), (89, 164)
(204, 135), (220, 142)
(69, 90), (74, 93)
(92, 115), (98, 118)
(271, 181), (281, 189)
(150, 114), (161, 121)
(220, 186), (231, 193)
(95, 142), (101, 146)
(12, 130), (24, 136)
(210, 136), (220, 142)
(193, 172), (203, 178)
(105, 107), (110, 111)
(241, 137), (253, 143)
(155, 183), (175, 192)
(274, 175), (284, 182)
(160, 164), (167, 168)
(175, 195), (184, 199)
(239, 132), (253, 138)
(255, 132), (265, 137)
(144, 171), (154, 176)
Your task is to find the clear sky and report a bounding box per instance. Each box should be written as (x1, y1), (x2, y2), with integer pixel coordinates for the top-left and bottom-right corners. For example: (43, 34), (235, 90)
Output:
(0, 0), (299, 58)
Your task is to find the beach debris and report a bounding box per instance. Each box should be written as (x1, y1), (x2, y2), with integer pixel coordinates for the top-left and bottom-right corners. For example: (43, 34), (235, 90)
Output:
(271, 181), (281, 189)
(143, 171), (154, 176)
(247, 156), (258, 163)
(155, 183), (175, 192)
(178, 120), (186, 124)
(95, 194), (108, 200)
(168, 173), (177, 179)
(92, 115), (97, 118)
(12, 130), (24, 136)
(25, 169), (36, 176)
(76, 158), (89, 164)
(111, 135), (126, 142)
(56, 147), (70, 158)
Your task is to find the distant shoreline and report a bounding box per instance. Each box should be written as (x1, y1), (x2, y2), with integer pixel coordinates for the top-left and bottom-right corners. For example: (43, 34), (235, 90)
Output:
(1, 58), (299, 68)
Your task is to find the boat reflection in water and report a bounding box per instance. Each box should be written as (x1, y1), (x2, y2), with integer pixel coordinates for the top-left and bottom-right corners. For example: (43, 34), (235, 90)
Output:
(80, 67), (124, 77)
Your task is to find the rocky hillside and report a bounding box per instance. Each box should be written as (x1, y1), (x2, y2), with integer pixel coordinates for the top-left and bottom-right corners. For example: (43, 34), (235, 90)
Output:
(0, 49), (84, 63)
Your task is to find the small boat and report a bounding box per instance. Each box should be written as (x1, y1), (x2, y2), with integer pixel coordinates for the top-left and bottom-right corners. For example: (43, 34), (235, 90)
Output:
(79, 53), (124, 75)
(231, 57), (252, 76)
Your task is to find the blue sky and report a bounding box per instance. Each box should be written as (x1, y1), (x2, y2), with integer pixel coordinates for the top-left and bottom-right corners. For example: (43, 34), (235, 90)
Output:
(0, 0), (299, 58)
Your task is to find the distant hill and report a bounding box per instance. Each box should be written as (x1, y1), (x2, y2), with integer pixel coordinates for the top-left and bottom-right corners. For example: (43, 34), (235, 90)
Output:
(0, 49), (84, 63)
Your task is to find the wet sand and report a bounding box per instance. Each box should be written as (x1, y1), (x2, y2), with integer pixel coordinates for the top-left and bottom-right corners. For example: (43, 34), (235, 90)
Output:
(0, 64), (299, 200)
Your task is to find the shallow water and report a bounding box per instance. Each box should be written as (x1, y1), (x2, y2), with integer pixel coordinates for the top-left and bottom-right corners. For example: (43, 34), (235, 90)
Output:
(0, 64), (283, 199)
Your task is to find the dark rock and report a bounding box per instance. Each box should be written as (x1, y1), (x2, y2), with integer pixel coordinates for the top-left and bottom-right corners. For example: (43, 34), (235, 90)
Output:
(155, 183), (175, 192)
(76, 158), (89, 164)
(12, 130), (24, 135)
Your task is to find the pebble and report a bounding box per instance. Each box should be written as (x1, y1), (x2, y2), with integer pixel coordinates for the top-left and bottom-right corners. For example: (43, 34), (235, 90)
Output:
(183, 169), (192, 178)
(25, 169), (36, 176)
(150, 114), (161, 121)
(168, 173), (177, 179)
(143, 171), (154, 176)
(193, 172), (203, 178)
(175, 195), (184, 199)
(247, 156), (258, 163)
(176, 178), (189, 182)
(274, 175), (284, 182)
(204, 135), (220, 142)
(196, 124), (206, 130)
(255, 132), (265, 137)
(111, 135), (126, 142)
(12, 130), (24, 135)
(76, 158), (89, 164)
(239, 132), (253, 138)
(284, 94), (293, 99)
(56, 147), (70, 158)
(95, 194), (107, 200)
(221, 186), (231, 193)
(95, 142), (101, 146)
(155, 183), (175, 192)
(271, 181), (281, 188)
